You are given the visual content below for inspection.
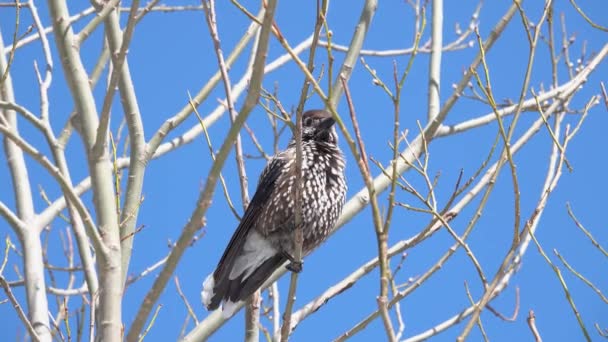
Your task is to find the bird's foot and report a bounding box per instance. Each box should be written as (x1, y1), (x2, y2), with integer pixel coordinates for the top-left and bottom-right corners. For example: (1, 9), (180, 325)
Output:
(282, 251), (304, 273)
(286, 260), (303, 273)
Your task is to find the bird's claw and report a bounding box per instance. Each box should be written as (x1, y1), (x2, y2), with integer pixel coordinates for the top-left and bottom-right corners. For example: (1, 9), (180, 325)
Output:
(286, 260), (303, 273)
(282, 251), (303, 273)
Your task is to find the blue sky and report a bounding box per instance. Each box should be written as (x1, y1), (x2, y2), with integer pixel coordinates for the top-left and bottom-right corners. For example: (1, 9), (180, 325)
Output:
(0, 1), (607, 341)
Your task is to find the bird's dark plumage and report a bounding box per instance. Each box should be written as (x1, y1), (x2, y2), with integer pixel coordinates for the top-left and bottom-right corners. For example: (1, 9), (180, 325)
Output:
(202, 109), (347, 316)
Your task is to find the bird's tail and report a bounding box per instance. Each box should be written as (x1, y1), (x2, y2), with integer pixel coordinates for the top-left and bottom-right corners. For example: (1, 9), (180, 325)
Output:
(202, 231), (286, 317)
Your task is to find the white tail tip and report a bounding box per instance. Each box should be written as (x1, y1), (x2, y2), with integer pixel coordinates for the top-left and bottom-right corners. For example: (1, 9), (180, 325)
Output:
(201, 273), (215, 308)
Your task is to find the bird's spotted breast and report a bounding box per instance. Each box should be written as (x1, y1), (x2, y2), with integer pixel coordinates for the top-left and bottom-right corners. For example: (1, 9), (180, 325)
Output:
(256, 139), (346, 254)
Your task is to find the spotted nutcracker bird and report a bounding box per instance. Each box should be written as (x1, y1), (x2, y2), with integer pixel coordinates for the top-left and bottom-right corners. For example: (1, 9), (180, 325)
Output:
(202, 109), (347, 317)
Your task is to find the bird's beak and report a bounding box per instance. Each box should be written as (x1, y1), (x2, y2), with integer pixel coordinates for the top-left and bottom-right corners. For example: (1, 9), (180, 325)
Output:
(318, 117), (336, 131)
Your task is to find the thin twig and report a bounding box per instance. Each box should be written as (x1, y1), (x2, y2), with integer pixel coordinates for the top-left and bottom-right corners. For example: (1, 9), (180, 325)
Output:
(554, 250), (608, 304)
(486, 287), (520, 322)
(190, 96), (242, 221)
(92, 0), (140, 157)
(138, 305), (162, 342)
(600, 82), (608, 110)
(0, 0), (20, 85)
(567, 0), (608, 32)
(566, 203), (608, 258)
(0, 276), (41, 342)
(464, 281), (489, 342)
(527, 310), (542, 342)
(175, 277), (199, 325)
(342, 76), (396, 342)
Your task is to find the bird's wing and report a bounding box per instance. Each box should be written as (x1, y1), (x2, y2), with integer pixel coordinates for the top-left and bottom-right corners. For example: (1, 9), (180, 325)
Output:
(213, 155), (288, 281)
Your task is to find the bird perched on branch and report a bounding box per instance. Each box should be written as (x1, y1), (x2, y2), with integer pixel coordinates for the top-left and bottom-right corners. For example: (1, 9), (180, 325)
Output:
(202, 109), (347, 317)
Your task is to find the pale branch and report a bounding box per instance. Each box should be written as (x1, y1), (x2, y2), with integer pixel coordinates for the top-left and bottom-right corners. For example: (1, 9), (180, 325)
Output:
(46, 0), (107, 248)
(244, 292), (261, 342)
(527, 310), (543, 342)
(328, 0), (378, 108)
(403, 286), (517, 341)
(17, 2), (152, 309)
(600, 82), (608, 110)
(427, 0), (443, 121)
(76, 0), (121, 45)
(7, 280), (89, 296)
(92, 0), (139, 157)
(35, 58), (100, 307)
(473, 25), (524, 247)
(0, 31), (51, 341)
(27, 9), (100, 301)
(0, 38), (35, 237)
(403, 304), (478, 342)
(126, 255), (168, 287)
(47, 0), (124, 340)
(3, 3), (209, 56)
(316, 0), (480, 59)
(272, 282), (281, 340)
(0, 201), (25, 232)
(0, 100), (43, 129)
(8, 6), (95, 52)
(98, 3), (147, 288)
(27, 0), (53, 83)
(436, 37), (604, 138)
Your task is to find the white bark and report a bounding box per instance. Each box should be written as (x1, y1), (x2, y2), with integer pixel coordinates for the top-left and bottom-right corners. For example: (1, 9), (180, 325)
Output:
(0, 29), (51, 342)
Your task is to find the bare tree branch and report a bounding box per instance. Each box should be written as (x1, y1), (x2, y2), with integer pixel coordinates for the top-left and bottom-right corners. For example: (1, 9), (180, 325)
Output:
(0, 30), (51, 342)
(527, 310), (543, 342)
(47, 0), (124, 339)
(427, 0), (443, 121)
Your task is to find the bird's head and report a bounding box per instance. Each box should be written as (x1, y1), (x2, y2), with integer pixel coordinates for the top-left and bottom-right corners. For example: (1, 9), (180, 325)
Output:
(300, 109), (338, 144)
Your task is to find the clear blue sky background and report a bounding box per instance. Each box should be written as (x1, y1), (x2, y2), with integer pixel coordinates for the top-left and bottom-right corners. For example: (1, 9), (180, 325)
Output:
(0, 1), (606, 341)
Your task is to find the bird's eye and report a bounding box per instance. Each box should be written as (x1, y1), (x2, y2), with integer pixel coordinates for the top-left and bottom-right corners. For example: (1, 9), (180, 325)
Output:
(303, 117), (314, 126)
